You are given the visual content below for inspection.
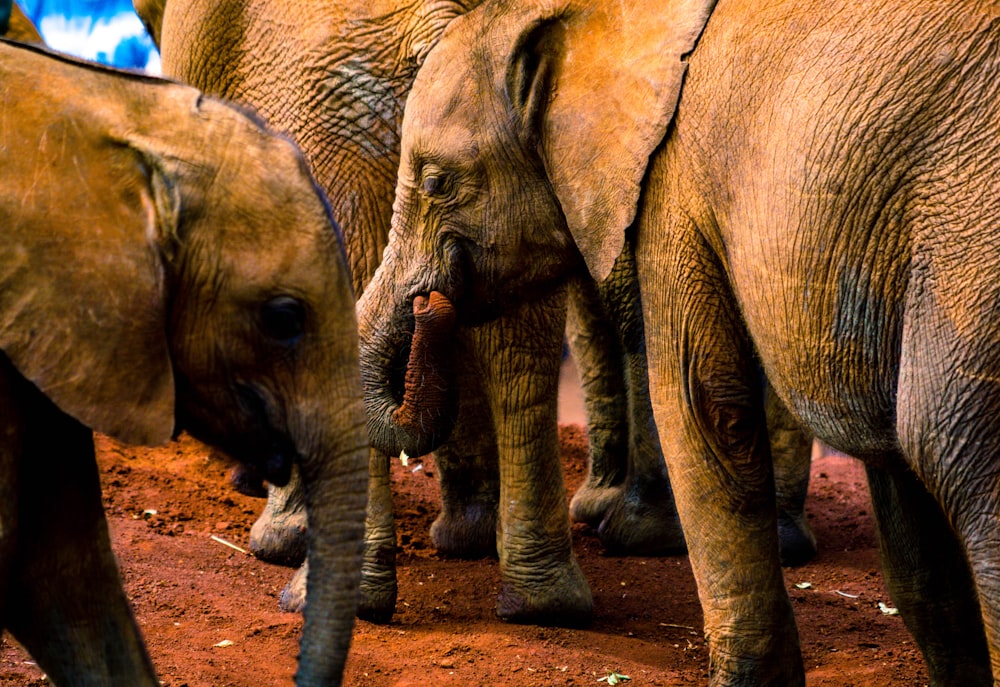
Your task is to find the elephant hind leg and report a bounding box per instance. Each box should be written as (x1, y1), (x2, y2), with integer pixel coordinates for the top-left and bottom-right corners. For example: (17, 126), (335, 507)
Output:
(565, 272), (631, 528)
(865, 463), (990, 685)
(765, 384), (817, 567)
(637, 203), (803, 685)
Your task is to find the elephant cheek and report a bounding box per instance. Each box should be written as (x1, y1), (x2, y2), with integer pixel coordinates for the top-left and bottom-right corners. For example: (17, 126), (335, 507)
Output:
(391, 291), (458, 441)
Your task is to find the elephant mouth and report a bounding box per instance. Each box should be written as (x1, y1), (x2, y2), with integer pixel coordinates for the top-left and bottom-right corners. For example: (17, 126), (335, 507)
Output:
(232, 384), (298, 486)
(175, 381), (298, 488)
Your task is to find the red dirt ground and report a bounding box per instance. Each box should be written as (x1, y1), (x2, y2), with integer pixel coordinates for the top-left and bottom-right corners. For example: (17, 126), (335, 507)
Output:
(0, 367), (930, 686)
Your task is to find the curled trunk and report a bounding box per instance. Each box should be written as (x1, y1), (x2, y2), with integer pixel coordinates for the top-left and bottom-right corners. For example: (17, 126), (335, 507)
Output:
(361, 291), (459, 458)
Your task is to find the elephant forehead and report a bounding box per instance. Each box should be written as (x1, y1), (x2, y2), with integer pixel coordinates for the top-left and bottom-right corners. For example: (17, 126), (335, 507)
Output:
(403, 71), (496, 169)
(409, 57), (484, 127)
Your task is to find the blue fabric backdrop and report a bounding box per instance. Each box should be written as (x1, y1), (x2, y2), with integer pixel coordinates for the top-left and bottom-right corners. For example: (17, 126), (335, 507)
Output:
(18, 0), (158, 71)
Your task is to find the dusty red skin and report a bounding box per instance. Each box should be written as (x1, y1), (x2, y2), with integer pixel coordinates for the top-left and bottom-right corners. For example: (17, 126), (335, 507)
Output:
(391, 291), (457, 437)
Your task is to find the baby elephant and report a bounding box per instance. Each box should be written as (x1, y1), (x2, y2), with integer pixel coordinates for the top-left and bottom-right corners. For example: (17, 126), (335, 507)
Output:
(0, 41), (367, 686)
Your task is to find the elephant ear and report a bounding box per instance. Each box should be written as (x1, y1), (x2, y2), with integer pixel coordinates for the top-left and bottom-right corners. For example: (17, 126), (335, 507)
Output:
(3, 2), (43, 43)
(132, 0), (166, 47)
(507, 0), (717, 281)
(0, 139), (179, 446)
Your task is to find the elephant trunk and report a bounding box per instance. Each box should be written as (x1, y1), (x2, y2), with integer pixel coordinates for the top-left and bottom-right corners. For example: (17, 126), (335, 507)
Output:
(361, 291), (458, 458)
(293, 395), (368, 686)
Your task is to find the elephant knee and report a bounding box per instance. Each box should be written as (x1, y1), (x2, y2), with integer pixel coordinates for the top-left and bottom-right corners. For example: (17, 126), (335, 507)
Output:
(688, 373), (772, 501)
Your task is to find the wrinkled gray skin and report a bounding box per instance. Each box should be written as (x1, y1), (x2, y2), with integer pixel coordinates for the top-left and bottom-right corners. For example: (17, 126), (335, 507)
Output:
(138, 0), (815, 625)
(1, 42), (368, 685)
(363, 0), (1000, 683)
(137, 0), (511, 621)
(136, 0), (815, 620)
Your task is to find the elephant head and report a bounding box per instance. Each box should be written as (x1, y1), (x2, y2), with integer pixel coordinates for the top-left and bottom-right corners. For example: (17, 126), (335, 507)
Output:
(359, 0), (716, 456)
(140, 0), (480, 295)
(1, 43), (367, 685)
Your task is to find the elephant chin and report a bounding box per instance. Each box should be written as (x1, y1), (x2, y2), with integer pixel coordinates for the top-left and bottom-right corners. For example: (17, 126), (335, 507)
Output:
(364, 291), (459, 458)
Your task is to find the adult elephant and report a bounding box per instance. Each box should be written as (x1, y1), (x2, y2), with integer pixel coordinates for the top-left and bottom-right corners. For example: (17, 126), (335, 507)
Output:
(359, 0), (1000, 684)
(136, 0), (814, 625)
(3, 41), (367, 685)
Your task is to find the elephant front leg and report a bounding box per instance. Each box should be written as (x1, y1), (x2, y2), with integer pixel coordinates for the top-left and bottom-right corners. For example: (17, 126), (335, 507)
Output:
(358, 448), (397, 622)
(6, 397), (158, 686)
(637, 210), (803, 686)
(250, 464), (308, 566)
(476, 290), (593, 626)
(272, 449), (398, 622)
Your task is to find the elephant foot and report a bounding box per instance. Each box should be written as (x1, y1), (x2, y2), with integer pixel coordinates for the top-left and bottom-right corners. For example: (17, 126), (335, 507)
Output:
(593, 489), (687, 556)
(777, 509), (817, 567)
(496, 557), (593, 627)
(569, 484), (623, 528)
(278, 558), (399, 624)
(278, 562), (308, 613)
(249, 504), (308, 566)
(430, 502), (497, 558)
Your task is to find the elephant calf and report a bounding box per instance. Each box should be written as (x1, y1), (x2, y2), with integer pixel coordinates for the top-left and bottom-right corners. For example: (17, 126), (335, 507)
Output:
(0, 42), (368, 686)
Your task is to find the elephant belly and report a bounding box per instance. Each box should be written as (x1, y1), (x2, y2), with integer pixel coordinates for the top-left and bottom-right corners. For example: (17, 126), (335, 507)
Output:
(726, 232), (906, 463)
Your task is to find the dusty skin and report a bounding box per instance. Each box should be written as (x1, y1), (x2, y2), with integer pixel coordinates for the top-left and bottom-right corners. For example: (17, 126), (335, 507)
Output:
(0, 364), (926, 686)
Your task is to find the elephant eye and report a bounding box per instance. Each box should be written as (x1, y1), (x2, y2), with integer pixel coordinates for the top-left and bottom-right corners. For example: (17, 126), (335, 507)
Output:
(422, 172), (447, 197)
(260, 296), (306, 345)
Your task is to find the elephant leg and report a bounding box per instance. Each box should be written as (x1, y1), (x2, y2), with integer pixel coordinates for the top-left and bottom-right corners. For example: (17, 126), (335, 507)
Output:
(865, 463), (990, 686)
(765, 384), (817, 567)
(5, 388), (157, 685)
(250, 464), (308, 565)
(357, 448), (397, 622)
(430, 350), (500, 558)
(0, 358), (23, 615)
(279, 448), (398, 622)
(477, 288), (592, 626)
(567, 254), (685, 554)
(565, 272), (631, 525)
(637, 207), (802, 685)
(894, 283), (1000, 683)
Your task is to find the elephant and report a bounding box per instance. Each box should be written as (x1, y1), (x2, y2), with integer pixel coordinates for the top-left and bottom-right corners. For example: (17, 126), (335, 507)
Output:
(137, 0), (817, 625)
(1, 40), (368, 685)
(358, 0), (1000, 683)
(1, 1), (41, 42)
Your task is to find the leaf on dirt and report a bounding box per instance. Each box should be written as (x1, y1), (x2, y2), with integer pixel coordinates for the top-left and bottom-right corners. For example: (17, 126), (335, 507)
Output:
(213, 640), (235, 648)
(794, 582), (812, 589)
(833, 590), (859, 598)
(400, 450), (409, 466)
(599, 672), (631, 685)
(878, 602), (900, 616)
